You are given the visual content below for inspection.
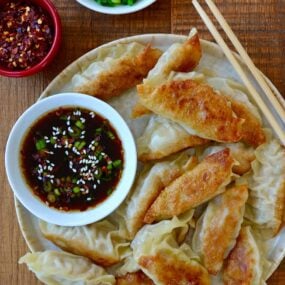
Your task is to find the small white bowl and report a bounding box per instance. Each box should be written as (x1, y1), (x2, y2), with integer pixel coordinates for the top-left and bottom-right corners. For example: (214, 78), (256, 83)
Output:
(5, 93), (137, 226)
(76, 0), (156, 15)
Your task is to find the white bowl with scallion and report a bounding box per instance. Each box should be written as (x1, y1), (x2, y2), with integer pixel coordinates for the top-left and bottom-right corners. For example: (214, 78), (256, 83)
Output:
(5, 93), (137, 226)
(76, 0), (156, 15)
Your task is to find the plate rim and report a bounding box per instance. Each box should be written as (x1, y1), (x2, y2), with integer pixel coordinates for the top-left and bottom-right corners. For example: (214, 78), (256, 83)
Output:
(14, 33), (285, 280)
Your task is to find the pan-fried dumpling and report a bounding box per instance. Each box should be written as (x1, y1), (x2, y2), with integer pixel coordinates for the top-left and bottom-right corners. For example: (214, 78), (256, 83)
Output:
(144, 148), (235, 223)
(137, 115), (208, 161)
(226, 97), (265, 147)
(19, 250), (115, 285)
(116, 272), (154, 285)
(71, 42), (161, 100)
(137, 79), (244, 143)
(244, 137), (285, 239)
(107, 254), (140, 277)
(202, 77), (265, 147)
(192, 184), (248, 275)
(223, 226), (262, 285)
(122, 152), (198, 238)
(172, 74), (265, 147)
(146, 29), (201, 86)
(132, 29), (202, 118)
(39, 217), (130, 267)
(201, 143), (255, 175)
(131, 214), (210, 285)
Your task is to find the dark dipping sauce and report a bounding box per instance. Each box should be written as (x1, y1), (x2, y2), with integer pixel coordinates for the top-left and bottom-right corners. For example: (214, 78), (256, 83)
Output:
(20, 107), (124, 211)
(0, 1), (54, 70)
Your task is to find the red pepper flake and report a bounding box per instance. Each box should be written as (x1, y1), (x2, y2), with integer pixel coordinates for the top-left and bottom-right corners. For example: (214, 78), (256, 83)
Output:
(0, 1), (54, 70)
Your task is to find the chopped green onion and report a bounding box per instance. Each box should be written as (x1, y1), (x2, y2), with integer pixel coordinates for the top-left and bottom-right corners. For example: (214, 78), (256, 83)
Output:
(50, 137), (56, 145)
(60, 115), (67, 121)
(94, 168), (102, 179)
(35, 139), (46, 150)
(107, 131), (115, 140)
(95, 0), (136, 6)
(73, 186), (81, 193)
(69, 126), (81, 138)
(74, 141), (81, 148)
(74, 141), (86, 150)
(113, 159), (122, 168)
(47, 193), (56, 203)
(43, 181), (52, 192)
(54, 188), (61, 196)
(107, 188), (113, 195)
(78, 141), (86, 150)
(107, 164), (113, 170)
(75, 120), (85, 130)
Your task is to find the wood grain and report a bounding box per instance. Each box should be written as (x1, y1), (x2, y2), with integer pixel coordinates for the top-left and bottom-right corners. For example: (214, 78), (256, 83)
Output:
(0, 0), (284, 284)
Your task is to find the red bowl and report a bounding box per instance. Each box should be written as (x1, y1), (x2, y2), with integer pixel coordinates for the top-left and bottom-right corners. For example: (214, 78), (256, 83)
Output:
(0, 0), (62, 77)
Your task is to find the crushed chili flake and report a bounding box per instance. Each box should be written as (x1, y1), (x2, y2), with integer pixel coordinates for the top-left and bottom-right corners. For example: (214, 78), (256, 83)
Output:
(0, 1), (54, 70)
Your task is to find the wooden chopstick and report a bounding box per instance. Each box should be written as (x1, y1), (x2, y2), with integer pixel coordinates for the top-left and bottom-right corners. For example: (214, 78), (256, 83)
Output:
(204, 0), (285, 122)
(192, 0), (285, 145)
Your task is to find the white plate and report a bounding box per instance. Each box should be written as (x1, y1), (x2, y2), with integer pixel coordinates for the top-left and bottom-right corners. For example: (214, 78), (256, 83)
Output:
(76, 0), (156, 15)
(15, 33), (285, 280)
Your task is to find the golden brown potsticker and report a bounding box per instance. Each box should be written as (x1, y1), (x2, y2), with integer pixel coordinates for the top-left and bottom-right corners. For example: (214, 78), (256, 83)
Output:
(144, 148), (235, 223)
(75, 45), (162, 100)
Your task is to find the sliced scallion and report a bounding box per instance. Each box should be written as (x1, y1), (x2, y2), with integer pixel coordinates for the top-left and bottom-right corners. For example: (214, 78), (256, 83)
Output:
(73, 186), (81, 193)
(35, 139), (46, 150)
(113, 159), (122, 168)
(75, 120), (85, 130)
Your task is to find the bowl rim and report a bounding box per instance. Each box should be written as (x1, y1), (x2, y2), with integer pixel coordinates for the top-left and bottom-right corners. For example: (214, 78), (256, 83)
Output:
(0, 0), (62, 77)
(76, 0), (156, 15)
(5, 93), (137, 226)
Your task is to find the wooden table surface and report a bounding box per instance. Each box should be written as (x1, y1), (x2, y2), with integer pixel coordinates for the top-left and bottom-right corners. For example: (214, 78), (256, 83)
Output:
(1, 0), (284, 284)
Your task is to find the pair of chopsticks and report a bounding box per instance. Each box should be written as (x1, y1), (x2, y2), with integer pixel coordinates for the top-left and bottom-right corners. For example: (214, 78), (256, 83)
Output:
(192, 0), (285, 145)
